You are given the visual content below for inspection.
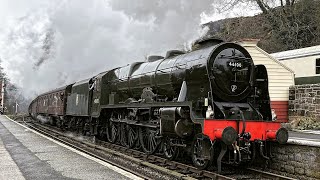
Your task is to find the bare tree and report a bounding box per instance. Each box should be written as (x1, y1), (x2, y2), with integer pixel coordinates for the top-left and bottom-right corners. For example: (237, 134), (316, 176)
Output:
(254, 0), (295, 13)
(258, 0), (319, 50)
(212, 0), (319, 51)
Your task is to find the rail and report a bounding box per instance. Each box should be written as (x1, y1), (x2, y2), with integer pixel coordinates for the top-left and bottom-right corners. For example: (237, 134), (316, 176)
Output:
(14, 116), (297, 180)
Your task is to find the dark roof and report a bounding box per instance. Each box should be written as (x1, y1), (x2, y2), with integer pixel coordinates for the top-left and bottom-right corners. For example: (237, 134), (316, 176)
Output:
(38, 84), (73, 97)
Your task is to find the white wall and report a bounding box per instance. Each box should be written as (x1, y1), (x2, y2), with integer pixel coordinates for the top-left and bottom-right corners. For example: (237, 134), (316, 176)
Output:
(241, 42), (295, 101)
(280, 55), (320, 77)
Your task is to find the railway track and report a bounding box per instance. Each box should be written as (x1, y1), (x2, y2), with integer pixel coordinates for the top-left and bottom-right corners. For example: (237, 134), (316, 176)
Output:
(244, 168), (297, 180)
(15, 116), (296, 180)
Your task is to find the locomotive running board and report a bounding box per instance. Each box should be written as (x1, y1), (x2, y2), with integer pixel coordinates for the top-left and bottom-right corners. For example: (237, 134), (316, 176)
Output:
(100, 101), (192, 109)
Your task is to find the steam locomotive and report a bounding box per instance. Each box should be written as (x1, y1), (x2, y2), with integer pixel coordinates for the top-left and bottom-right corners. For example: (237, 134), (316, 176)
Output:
(29, 38), (288, 173)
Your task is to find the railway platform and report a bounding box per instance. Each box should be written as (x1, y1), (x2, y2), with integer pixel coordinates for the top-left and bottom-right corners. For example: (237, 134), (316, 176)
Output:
(288, 130), (320, 146)
(0, 115), (141, 180)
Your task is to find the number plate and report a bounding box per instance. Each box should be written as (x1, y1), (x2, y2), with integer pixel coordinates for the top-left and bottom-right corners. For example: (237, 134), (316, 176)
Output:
(228, 61), (242, 68)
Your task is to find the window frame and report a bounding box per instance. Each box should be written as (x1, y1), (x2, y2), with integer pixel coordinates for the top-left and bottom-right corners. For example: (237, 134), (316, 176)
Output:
(316, 58), (320, 74)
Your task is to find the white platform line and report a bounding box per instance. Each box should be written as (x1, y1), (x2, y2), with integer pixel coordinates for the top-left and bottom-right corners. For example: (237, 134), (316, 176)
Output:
(288, 138), (320, 147)
(293, 130), (320, 135)
(4, 116), (143, 180)
(289, 137), (320, 142)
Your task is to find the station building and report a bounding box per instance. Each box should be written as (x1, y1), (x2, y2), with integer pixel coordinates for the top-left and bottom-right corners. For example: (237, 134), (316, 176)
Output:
(238, 39), (295, 121)
(271, 45), (320, 85)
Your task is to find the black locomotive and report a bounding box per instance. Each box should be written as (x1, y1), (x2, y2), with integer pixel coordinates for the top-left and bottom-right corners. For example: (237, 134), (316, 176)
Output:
(29, 38), (288, 173)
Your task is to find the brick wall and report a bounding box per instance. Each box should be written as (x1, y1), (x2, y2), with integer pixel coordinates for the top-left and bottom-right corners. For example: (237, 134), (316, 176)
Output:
(267, 143), (320, 179)
(288, 84), (320, 118)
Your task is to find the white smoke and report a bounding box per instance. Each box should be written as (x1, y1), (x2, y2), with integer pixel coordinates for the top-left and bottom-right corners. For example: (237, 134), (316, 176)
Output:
(200, 1), (261, 24)
(0, 0), (257, 100)
(36, 114), (50, 124)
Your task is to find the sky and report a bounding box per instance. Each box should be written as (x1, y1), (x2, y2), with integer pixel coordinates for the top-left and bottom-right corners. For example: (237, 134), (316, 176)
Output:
(0, 0), (261, 99)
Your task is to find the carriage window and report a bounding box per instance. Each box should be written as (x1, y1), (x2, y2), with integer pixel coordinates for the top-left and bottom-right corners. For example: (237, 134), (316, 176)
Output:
(316, 58), (320, 74)
(60, 92), (64, 100)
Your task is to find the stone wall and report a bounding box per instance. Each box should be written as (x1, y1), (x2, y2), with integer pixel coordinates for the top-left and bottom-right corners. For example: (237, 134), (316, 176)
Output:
(267, 143), (320, 179)
(288, 84), (320, 119)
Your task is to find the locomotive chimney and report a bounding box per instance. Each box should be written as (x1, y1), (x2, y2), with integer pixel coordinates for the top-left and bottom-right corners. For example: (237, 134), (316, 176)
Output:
(164, 50), (185, 59)
(147, 55), (164, 62)
(192, 37), (224, 51)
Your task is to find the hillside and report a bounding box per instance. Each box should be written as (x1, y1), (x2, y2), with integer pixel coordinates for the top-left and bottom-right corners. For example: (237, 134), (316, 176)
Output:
(204, 0), (320, 53)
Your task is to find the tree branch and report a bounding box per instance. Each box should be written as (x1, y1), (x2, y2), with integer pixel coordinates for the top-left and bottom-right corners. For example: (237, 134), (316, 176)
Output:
(255, 0), (268, 13)
(286, 0), (291, 6)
